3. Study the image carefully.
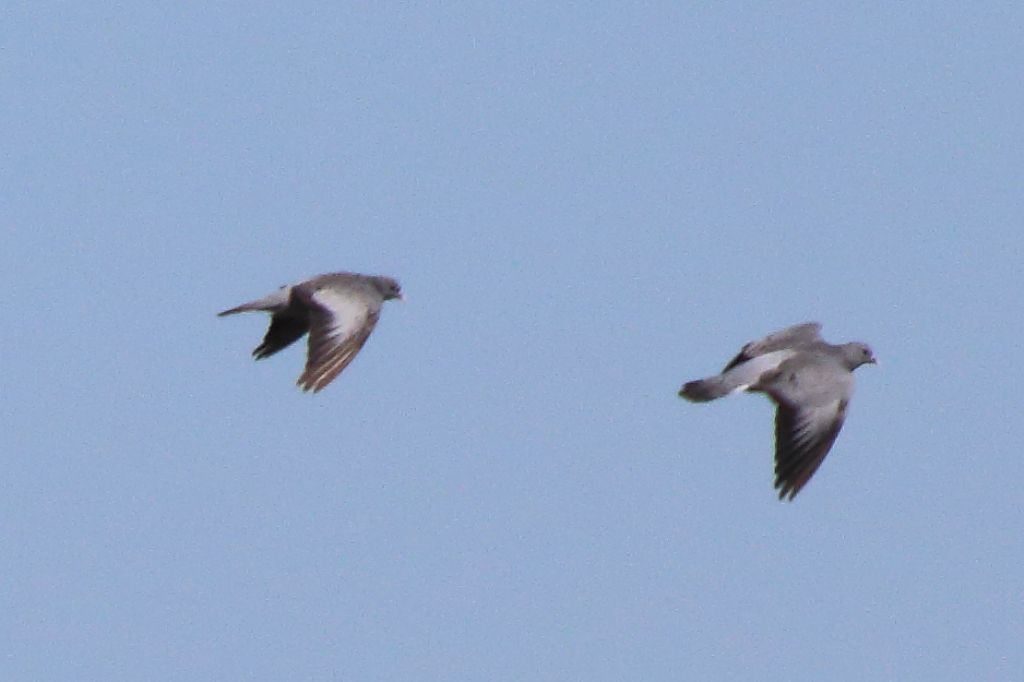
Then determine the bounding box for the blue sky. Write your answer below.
[3,3,1022,679]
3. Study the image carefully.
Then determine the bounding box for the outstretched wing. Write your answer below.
[772,398,847,500]
[294,284,382,392]
[253,311,309,359]
[753,354,855,500]
[723,322,823,371]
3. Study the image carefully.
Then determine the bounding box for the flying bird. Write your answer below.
[218,272,402,392]
[679,323,876,500]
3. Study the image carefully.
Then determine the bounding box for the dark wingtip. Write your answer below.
[774,475,806,501]
[296,378,324,394]
[679,379,717,403]
[776,486,797,502]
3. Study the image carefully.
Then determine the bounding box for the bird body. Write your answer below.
[679,323,875,500]
[219,272,402,392]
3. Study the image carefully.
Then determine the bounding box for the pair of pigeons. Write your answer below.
[220,272,876,499]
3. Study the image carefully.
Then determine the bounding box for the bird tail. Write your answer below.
[217,302,260,316]
[217,288,291,317]
[678,376,733,402]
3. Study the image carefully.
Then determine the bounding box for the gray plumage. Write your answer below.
[679,323,876,500]
[218,272,402,393]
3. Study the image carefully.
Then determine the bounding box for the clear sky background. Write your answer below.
[3,3,1022,680]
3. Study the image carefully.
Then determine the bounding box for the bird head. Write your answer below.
[842,342,877,369]
[375,276,404,301]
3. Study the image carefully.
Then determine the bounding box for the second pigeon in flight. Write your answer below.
[679,322,875,500]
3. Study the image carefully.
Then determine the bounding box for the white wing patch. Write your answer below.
[722,349,797,394]
[312,287,371,343]
[297,286,381,392]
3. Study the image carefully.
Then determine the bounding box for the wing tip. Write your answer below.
[774,480,802,501]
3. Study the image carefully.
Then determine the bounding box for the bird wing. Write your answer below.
[722,322,823,371]
[753,355,855,499]
[253,311,309,359]
[294,284,382,392]
[772,398,848,500]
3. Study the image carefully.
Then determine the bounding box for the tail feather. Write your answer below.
[217,287,292,317]
[679,376,732,402]
[681,352,795,403]
[217,302,261,316]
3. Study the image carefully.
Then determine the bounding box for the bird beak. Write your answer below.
[870,357,879,366]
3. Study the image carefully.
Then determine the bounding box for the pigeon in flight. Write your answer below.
[679,323,876,500]
[218,272,403,393]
